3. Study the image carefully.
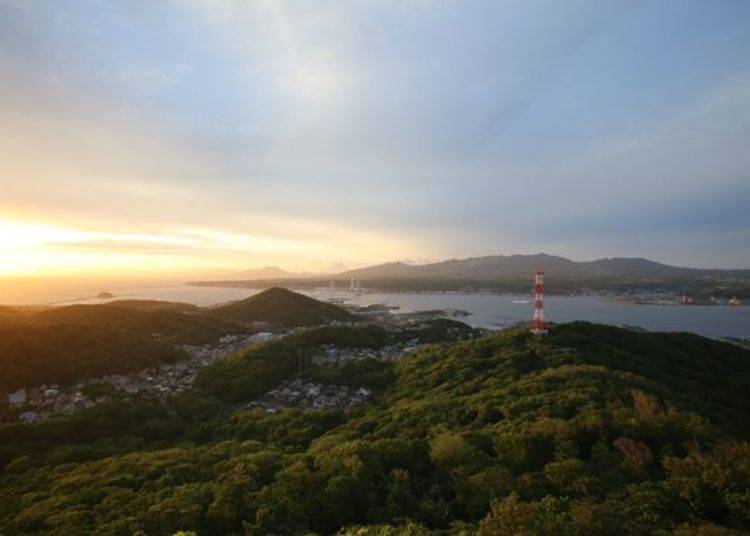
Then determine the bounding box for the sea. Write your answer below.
[3,282,748,340]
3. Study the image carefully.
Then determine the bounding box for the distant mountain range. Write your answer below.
[188,254,750,296]
[227,266,316,280]
[336,254,750,281]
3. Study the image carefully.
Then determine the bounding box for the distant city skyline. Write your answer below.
[1,0,750,277]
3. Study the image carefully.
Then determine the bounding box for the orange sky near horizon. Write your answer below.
[0,217,414,278]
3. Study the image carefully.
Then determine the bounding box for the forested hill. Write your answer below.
[0,289,354,391]
[0,300,245,391]
[2,322,750,534]
[210,286,356,326]
[0,324,186,391]
[31,300,243,345]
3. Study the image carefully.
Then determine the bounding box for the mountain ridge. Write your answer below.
[336,253,750,280]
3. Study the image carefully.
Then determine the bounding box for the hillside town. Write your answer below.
[1,299,479,424]
[310,340,421,366]
[246,379,371,412]
[2,331,275,424]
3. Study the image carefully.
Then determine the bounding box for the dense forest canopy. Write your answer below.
[1,321,749,534]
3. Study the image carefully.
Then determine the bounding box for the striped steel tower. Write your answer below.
[530,269,548,334]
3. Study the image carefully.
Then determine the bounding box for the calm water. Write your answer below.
[5,283,748,340]
[306,289,750,339]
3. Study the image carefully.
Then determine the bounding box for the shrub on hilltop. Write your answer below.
[210,287,356,326]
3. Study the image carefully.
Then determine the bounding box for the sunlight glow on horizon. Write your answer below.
[0,219,214,276]
[0,217,414,277]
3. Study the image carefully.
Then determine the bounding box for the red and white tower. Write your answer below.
[530,269,548,335]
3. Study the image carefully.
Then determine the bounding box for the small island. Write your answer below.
[96,291,114,299]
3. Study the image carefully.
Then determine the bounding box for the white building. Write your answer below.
[8,388,26,406]
[19,411,41,423]
[249,331,274,343]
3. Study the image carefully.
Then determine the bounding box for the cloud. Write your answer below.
[0,0,749,272]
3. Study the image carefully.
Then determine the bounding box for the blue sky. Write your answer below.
[1,0,749,274]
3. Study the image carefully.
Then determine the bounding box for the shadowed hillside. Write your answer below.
[0,291,357,393]
[31,301,244,345]
[0,324,186,391]
[0,302,217,390]
[0,302,225,391]
[211,287,356,326]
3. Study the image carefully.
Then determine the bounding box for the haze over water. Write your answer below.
[4,281,746,340]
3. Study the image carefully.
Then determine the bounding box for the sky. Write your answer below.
[1,0,749,278]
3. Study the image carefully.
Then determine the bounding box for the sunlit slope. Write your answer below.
[548,322,750,433]
[364,321,750,437]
